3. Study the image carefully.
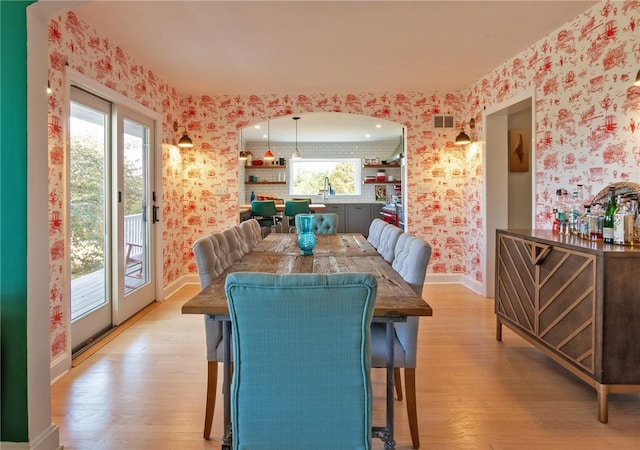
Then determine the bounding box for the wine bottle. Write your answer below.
[602,186,616,244]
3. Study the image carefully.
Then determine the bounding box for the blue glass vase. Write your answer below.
[297,214,316,255]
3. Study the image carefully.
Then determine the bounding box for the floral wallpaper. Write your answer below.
[175,92,465,276]
[47,1,640,361]
[47,11,183,358]
[467,0,640,225]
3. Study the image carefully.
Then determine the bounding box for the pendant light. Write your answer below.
[173,121,194,148]
[263,120,275,160]
[291,116,302,159]
[238,127,247,160]
[635,69,640,86]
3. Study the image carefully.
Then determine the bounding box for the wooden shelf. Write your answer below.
[363,180,401,184]
[363,164,400,168]
[245,181,287,185]
[244,165,287,169]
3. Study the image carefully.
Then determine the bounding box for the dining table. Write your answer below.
[182,233,433,449]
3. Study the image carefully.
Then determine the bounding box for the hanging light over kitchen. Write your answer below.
[291,116,302,159]
[263,120,274,160]
[238,127,247,160]
[635,69,640,86]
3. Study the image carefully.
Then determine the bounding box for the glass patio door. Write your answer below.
[114,108,156,324]
[69,87,112,352]
[69,87,156,353]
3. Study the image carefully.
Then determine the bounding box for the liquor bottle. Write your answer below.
[624,197,637,245]
[613,195,625,245]
[558,191,567,229]
[570,191,580,235]
[602,186,616,244]
[552,189,561,233]
[589,203,603,241]
[579,204,591,239]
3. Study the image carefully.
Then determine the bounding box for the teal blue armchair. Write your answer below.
[225,272,377,450]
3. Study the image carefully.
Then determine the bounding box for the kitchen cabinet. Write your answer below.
[322,203,383,235]
[495,229,640,423]
[346,204,372,236]
[324,204,346,233]
[370,203,383,221]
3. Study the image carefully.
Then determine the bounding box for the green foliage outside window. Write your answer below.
[290,159,360,196]
[70,135,143,277]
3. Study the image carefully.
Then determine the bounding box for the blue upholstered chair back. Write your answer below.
[377,224,403,263]
[367,218,388,249]
[295,212,339,234]
[225,272,377,450]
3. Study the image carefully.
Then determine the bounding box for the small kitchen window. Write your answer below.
[289,159,361,196]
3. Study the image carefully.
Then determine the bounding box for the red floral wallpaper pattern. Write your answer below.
[47,1,640,359]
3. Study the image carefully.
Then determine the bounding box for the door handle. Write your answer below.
[153,205,160,224]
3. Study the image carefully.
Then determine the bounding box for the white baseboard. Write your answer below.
[49,353,70,385]
[459,275,485,296]
[424,273,488,298]
[160,274,199,300]
[1,424,62,450]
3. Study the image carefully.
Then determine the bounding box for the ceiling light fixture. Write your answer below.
[635,69,640,86]
[291,116,302,159]
[263,120,274,160]
[173,121,194,148]
[455,118,475,146]
[47,80,52,95]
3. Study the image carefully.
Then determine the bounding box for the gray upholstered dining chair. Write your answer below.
[192,229,247,440]
[295,212,339,234]
[367,218,388,249]
[371,233,431,449]
[237,218,262,252]
[376,223,403,263]
[192,232,226,439]
[225,272,377,450]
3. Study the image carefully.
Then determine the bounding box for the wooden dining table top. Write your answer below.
[182,233,433,319]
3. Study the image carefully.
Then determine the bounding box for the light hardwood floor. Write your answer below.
[51,284,640,449]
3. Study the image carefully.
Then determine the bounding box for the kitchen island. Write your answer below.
[494,229,640,422]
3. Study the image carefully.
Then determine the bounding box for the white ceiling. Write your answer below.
[70,0,597,142]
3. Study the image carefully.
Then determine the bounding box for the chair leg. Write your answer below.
[203,361,218,440]
[405,368,420,449]
[394,367,403,400]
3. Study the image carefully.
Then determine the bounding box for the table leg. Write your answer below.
[221,320,232,448]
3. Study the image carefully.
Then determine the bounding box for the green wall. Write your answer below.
[0,0,35,442]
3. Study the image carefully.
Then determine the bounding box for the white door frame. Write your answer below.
[482,89,536,298]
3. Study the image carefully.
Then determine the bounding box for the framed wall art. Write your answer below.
[509,129,529,172]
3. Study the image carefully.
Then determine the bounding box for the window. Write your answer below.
[290,159,361,196]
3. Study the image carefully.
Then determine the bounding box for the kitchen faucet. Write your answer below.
[323,177,333,201]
